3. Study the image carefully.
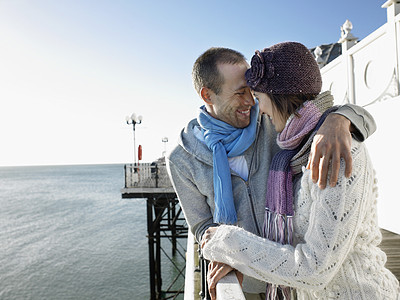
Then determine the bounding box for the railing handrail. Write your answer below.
[184,232,200,300]
[184,232,245,300]
[215,272,245,300]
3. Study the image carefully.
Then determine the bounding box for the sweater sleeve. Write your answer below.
[202,141,372,290]
[333,104,376,141]
[166,156,218,243]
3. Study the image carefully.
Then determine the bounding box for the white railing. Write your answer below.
[320,20,397,106]
[184,232,245,300]
[317,0,400,234]
[184,232,201,300]
[215,273,245,300]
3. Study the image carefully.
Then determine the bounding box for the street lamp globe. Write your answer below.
[162,137,168,157]
[126,113,143,165]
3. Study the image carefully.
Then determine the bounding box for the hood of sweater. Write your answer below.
[178,118,213,166]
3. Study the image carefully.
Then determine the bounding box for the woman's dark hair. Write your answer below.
[268,94,317,120]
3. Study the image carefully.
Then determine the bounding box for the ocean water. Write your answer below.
[0,164,186,299]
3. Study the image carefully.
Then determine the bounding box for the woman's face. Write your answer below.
[253,91,287,132]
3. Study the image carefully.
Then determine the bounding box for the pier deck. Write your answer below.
[381,229,400,281]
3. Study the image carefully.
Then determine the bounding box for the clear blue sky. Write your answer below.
[0,0,387,166]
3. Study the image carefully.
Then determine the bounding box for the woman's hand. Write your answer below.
[207,261,243,300]
[201,226,218,249]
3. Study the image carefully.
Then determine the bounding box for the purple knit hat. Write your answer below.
[245,42,322,95]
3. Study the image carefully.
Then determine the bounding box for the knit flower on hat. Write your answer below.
[246,50,274,90]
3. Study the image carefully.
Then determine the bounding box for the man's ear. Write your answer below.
[200,87,213,104]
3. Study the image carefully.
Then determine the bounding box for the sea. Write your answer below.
[0,164,186,300]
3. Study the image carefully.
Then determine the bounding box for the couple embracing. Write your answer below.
[167,42,400,299]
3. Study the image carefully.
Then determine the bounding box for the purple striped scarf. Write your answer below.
[263,93,335,299]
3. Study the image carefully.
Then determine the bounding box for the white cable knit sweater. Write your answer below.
[203,140,400,299]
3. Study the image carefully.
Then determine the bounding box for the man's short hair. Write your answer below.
[192,47,246,95]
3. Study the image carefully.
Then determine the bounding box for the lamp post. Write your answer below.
[162,137,168,157]
[125,113,143,165]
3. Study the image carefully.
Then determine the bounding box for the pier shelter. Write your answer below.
[314,0,400,235]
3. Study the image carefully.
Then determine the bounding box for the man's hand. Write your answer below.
[306,113,353,189]
[201,227,243,299]
[207,261,243,300]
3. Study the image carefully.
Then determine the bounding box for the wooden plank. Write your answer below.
[380,228,400,281]
[121,187,176,198]
[121,187,176,194]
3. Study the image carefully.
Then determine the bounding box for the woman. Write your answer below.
[202,42,400,299]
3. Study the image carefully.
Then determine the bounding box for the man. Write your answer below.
[166,47,375,298]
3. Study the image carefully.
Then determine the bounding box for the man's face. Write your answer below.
[207,62,255,128]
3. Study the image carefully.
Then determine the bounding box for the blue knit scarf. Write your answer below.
[197,101,259,224]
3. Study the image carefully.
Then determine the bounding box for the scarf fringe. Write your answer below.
[263,208,293,245]
[263,209,294,299]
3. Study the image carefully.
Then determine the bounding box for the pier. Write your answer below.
[121,159,188,299]
[121,158,244,299]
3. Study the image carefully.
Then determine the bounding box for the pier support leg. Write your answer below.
[147,198,156,300]
[143,193,187,299]
[171,199,177,256]
[155,204,162,298]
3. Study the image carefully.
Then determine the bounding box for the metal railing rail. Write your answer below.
[124,162,173,189]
